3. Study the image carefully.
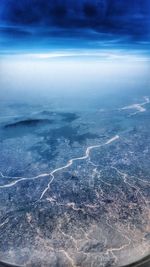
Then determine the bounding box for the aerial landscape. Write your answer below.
[0,1,150,267]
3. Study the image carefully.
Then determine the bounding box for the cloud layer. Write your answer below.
[0,0,150,51]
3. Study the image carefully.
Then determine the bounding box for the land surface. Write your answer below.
[0,96,150,267]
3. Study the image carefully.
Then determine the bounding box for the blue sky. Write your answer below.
[0,0,150,54]
[0,1,149,107]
